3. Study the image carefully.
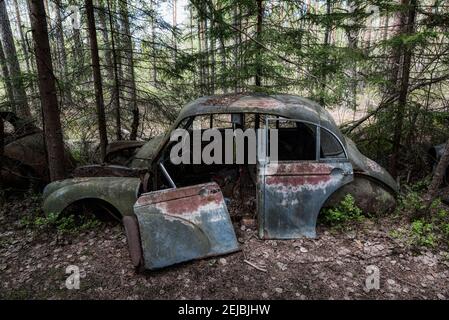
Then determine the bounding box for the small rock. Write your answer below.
[276,262,287,271]
[299,247,308,253]
[241,218,256,228]
[219,258,227,265]
[437,293,445,300]
[292,242,301,248]
[262,292,268,298]
[274,287,283,294]
[387,279,395,285]
[347,231,356,239]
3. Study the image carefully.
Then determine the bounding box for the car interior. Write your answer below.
[150,112,346,220]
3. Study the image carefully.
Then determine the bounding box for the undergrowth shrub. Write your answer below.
[391,180,449,248]
[20,211,100,235]
[321,194,364,228]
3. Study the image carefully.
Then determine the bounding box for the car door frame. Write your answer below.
[257,117,354,239]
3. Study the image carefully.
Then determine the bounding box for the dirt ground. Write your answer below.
[1,195,449,300]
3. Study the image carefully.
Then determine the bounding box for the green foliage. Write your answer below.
[68,146,88,166]
[397,191,427,213]
[20,211,100,235]
[322,194,363,227]
[393,184,449,248]
[410,219,436,247]
[395,179,432,214]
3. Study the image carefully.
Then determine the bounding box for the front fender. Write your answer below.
[43,177,140,217]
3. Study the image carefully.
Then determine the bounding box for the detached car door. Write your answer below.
[126,167,239,271]
[258,118,354,239]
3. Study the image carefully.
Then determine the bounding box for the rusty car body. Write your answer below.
[42,94,398,270]
[103,140,146,165]
[71,134,165,178]
[0,112,75,189]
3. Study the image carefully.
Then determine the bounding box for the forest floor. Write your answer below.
[1,194,449,300]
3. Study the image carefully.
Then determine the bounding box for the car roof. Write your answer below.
[175,93,343,142]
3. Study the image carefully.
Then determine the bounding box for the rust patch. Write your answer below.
[136,182,221,206]
[265,175,332,187]
[364,158,383,173]
[265,162,333,176]
[155,192,223,216]
[202,94,245,106]
[230,96,285,109]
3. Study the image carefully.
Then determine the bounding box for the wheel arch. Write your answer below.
[323,173,397,214]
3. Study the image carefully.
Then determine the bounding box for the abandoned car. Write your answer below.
[71,134,165,178]
[0,112,75,189]
[42,94,398,270]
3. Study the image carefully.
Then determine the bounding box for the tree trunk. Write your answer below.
[119,0,139,140]
[389,0,417,177]
[320,0,331,105]
[232,5,240,92]
[189,5,196,90]
[86,0,108,160]
[209,6,215,95]
[72,4,83,68]
[346,0,359,111]
[28,0,65,181]
[53,0,72,105]
[213,1,227,93]
[97,0,117,117]
[173,0,177,62]
[12,0,31,75]
[203,8,210,94]
[107,0,122,140]
[197,12,204,95]
[0,38,15,107]
[0,0,30,118]
[0,116,3,194]
[151,0,157,85]
[255,0,263,87]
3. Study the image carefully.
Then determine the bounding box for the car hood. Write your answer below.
[129,134,165,168]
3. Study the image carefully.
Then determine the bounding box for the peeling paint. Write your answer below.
[259,162,354,239]
[133,182,240,270]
